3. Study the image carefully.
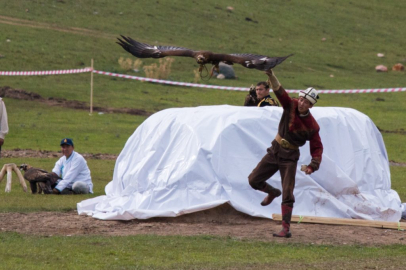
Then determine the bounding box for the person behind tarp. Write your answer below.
[244,81,279,107]
[0,97,9,149]
[51,138,93,195]
[248,70,323,238]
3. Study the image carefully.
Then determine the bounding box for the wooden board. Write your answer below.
[272,214,406,230]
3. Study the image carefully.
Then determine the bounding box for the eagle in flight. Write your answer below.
[117,35,293,75]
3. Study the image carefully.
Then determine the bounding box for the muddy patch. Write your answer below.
[2,149,118,160]
[377,127,406,135]
[0,204,405,246]
[0,86,150,116]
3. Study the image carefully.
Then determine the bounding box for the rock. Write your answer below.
[245,17,258,23]
[375,65,388,72]
[392,63,404,71]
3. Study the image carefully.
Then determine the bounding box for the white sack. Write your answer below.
[78,105,402,221]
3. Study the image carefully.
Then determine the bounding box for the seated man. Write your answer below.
[52,138,93,195]
[244,82,279,107]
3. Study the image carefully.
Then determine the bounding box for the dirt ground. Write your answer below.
[0,203,405,246]
[1,148,406,245]
[0,86,151,116]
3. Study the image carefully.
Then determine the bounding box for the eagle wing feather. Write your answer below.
[117,36,194,58]
[117,36,293,71]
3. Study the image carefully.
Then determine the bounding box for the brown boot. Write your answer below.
[260,184,281,206]
[273,205,292,238]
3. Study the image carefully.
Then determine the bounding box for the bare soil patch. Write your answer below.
[0,86,150,116]
[2,148,118,160]
[0,204,405,246]
[0,15,115,39]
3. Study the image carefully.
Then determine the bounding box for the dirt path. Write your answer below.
[2,148,118,160]
[0,86,150,116]
[0,15,115,39]
[0,204,405,246]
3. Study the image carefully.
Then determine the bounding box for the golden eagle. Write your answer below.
[19,164,60,194]
[116,36,293,75]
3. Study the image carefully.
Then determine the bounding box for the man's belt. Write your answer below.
[275,134,299,150]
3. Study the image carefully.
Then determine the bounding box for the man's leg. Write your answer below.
[72,181,90,194]
[273,158,297,238]
[248,152,281,206]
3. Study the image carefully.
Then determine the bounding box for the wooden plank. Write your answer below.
[272,214,406,230]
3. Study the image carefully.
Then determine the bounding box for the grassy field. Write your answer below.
[0,0,406,269]
[1,233,406,270]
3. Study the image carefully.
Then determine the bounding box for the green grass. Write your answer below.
[1,233,406,270]
[0,158,113,212]
[0,0,405,268]
[5,98,145,153]
[391,166,406,201]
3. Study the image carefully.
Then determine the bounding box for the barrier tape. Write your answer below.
[92,70,249,91]
[0,68,92,76]
[1,68,405,93]
[93,70,406,93]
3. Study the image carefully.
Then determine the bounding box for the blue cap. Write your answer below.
[60,138,74,147]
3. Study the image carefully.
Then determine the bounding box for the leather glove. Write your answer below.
[265,69,281,91]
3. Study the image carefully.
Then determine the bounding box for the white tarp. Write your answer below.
[78,105,402,221]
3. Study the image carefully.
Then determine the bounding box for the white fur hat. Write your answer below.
[299,87,319,104]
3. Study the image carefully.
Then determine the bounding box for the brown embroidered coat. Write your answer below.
[270,86,323,171]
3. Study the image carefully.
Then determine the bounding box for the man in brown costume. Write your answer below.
[248,70,323,238]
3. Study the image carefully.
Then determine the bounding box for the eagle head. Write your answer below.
[196,55,206,64]
[19,164,32,171]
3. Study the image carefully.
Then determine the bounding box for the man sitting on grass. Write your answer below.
[51,138,93,195]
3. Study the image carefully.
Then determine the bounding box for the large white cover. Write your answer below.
[78,105,402,221]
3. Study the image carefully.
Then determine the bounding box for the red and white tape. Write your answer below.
[93,70,406,93]
[0,68,91,76]
[1,68,405,93]
[93,70,248,91]
[285,88,406,94]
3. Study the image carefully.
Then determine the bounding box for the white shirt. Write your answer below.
[0,98,9,139]
[52,151,93,193]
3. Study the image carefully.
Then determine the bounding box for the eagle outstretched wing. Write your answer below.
[117,35,194,58]
[117,36,293,71]
[212,53,294,71]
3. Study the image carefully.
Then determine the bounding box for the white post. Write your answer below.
[90,58,94,115]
